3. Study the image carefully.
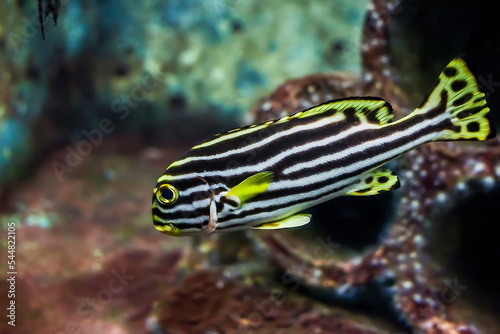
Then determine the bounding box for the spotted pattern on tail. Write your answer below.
[412,58,495,141]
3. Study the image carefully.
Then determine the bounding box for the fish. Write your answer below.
[152,58,495,236]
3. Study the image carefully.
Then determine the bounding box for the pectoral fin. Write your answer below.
[347,168,400,196]
[252,214,311,230]
[224,172,273,208]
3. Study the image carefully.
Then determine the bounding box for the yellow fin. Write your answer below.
[225,172,273,208]
[294,98,394,125]
[411,58,495,141]
[252,214,311,230]
[347,168,400,196]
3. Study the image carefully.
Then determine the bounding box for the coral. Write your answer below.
[248,1,500,333]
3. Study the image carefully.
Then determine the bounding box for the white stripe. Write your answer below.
[230,129,438,219]
[178,183,228,196]
[191,124,268,149]
[217,175,359,228]
[179,184,207,196]
[283,112,447,174]
[171,115,344,167]
[154,214,205,225]
[156,188,229,215]
[162,111,443,181]
[273,129,435,193]
[160,122,378,181]
[155,197,211,214]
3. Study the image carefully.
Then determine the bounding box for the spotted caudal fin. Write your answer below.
[412,58,495,141]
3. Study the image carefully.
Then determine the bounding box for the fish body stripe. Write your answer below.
[217,129,440,229]
[160,110,351,181]
[157,110,450,230]
[192,123,269,150]
[161,109,447,183]
[169,114,345,168]
[160,123,373,182]
[210,95,452,230]
[163,91,449,183]
[188,105,335,152]
[153,58,495,235]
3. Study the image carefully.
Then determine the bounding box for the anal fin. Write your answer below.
[252,214,311,230]
[347,168,400,196]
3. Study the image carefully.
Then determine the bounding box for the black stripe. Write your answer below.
[157,91,453,230]
[456,106,485,119]
[218,118,453,226]
[184,106,343,158]
[218,182,353,226]
[170,90,449,182]
[218,148,398,225]
[280,92,449,179]
[153,216,204,231]
[168,115,354,177]
[285,118,451,180]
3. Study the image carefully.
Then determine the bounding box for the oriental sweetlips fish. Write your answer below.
[152,58,495,236]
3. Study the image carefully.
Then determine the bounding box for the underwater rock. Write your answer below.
[0,139,402,334]
[0,144,189,334]
[147,269,400,334]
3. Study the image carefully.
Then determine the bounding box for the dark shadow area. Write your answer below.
[391,0,500,128]
[430,181,500,315]
[306,190,398,252]
[283,274,409,333]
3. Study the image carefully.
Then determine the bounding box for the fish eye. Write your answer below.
[156,184,179,205]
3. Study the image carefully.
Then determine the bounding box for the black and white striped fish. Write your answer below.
[152,58,495,236]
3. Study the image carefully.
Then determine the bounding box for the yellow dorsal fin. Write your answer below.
[252,214,311,230]
[224,172,273,208]
[347,168,400,196]
[291,97,394,126]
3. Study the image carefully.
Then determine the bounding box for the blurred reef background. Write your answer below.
[1,0,500,333]
[0,0,370,186]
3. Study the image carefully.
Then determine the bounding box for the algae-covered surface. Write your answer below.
[1,1,500,334]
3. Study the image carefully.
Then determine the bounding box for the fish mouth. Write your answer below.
[154,223,180,236]
[153,216,181,236]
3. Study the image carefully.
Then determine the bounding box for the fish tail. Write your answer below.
[410,58,495,142]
